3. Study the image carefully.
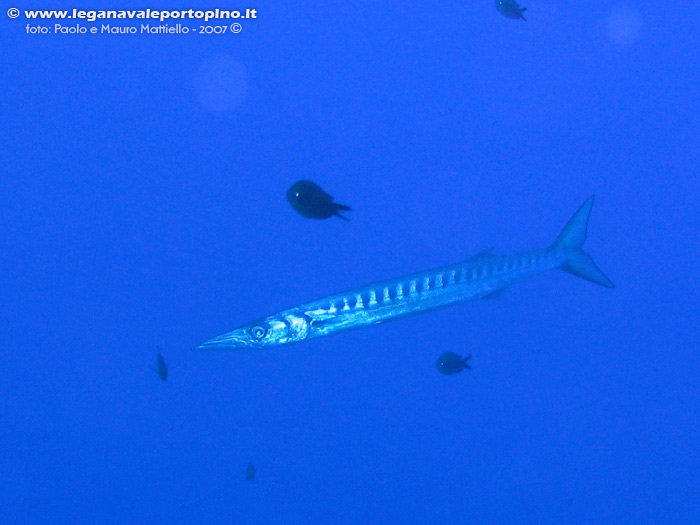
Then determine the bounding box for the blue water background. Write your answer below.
[1,1,699,522]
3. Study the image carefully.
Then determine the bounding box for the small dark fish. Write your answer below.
[245,463,256,481]
[495,0,527,21]
[436,352,472,375]
[156,349,168,381]
[286,180,351,221]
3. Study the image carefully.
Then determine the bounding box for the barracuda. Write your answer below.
[193,196,614,351]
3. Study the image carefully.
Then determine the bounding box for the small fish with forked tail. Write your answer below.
[496,0,527,21]
[436,352,472,375]
[287,180,352,221]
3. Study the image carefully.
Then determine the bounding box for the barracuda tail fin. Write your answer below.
[553,196,615,288]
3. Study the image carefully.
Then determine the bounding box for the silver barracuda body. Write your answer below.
[193,196,614,351]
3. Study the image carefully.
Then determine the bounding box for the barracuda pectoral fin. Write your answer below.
[553,196,615,288]
[482,290,503,300]
[304,308,337,321]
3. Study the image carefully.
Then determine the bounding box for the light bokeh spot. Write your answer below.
[605,7,643,48]
[194,54,249,112]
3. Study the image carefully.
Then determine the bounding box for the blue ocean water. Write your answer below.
[1,1,699,523]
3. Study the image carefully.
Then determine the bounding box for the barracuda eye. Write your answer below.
[250,326,267,340]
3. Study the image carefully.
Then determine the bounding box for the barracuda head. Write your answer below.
[192,309,310,350]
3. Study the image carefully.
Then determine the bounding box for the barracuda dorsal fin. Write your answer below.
[465,248,497,263]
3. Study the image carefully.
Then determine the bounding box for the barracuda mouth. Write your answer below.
[191,329,253,351]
